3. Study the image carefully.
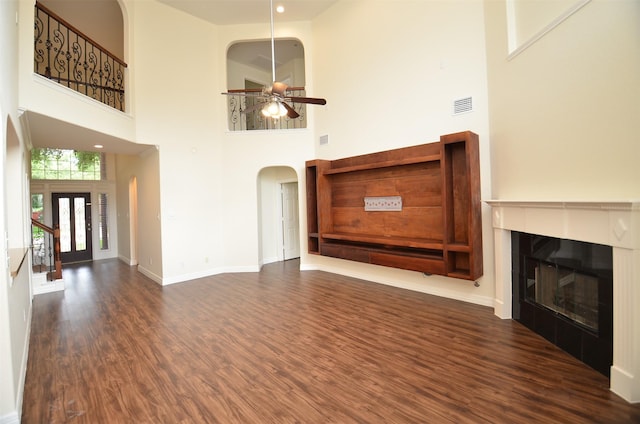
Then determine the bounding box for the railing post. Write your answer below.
[53,224,62,280]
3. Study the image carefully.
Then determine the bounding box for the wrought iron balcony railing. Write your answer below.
[34,2,127,112]
[227,88,308,131]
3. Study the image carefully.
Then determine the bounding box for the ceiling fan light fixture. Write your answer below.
[262,101,287,118]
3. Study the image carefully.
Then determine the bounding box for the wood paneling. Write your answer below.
[22,259,640,423]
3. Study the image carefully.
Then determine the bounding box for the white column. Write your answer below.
[610,247,640,402]
[492,226,512,319]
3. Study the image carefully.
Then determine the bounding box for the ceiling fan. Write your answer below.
[221,0,327,120]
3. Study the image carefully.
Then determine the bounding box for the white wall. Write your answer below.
[114,148,162,281]
[217,132,312,273]
[38,0,124,60]
[127,0,317,283]
[485,0,640,200]
[312,1,489,158]
[216,21,319,275]
[127,0,223,283]
[305,0,494,306]
[227,59,271,89]
[1,0,32,421]
[115,154,135,264]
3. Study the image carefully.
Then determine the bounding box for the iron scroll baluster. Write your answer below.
[33,2,127,111]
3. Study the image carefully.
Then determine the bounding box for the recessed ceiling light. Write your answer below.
[94,144,104,149]
[276,5,285,13]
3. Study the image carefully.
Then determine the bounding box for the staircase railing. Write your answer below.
[33,1,127,111]
[31,219,62,281]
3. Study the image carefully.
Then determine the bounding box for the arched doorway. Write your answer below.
[257,166,300,266]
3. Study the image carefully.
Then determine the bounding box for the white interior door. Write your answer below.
[281,182,300,260]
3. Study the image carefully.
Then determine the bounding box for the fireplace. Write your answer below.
[512,232,613,376]
[486,200,640,403]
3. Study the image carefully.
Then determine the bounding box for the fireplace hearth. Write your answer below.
[512,232,613,376]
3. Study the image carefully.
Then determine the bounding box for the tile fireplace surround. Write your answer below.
[486,200,640,403]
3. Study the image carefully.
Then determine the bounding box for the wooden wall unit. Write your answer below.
[306,130,482,281]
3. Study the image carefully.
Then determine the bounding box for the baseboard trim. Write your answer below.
[118,255,138,266]
[611,365,640,403]
[137,265,162,285]
[0,412,19,424]
[160,265,261,286]
[32,278,64,295]
[310,262,494,308]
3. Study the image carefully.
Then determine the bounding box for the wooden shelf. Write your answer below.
[322,233,443,250]
[446,243,471,253]
[323,154,441,175]
[306,131,482,281]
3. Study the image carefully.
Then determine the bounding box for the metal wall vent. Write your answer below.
[319,134,329,145]
[453,96,473,115]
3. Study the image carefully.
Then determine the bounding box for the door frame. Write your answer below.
[279,181,300,261]
[52,192,93,263]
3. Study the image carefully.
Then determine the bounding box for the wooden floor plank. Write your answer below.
[22,259,640,423]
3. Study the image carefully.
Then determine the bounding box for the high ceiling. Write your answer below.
[156,0,337,25]
[28,0,337,156]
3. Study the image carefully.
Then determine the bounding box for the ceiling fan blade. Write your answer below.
[270,82,288,96]
[225,88,264,94]
[287,96,327,105]
[282,102,300,119]
[221,91,265,97]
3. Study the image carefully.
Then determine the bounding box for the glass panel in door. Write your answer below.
[52,193,93,263]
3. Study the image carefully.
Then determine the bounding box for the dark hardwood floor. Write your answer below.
[22,259,640,423]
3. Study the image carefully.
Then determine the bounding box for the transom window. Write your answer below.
[31,148,104,180]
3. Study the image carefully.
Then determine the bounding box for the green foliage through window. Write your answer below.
[31,148,103,180]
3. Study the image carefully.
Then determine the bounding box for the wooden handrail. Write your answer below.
[35,1,127,67]
[32,218,54,234]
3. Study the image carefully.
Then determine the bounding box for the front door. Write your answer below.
[52,193,93,263]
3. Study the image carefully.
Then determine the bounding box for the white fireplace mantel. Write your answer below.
[486,200,640,403]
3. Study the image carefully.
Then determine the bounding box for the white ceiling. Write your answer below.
[24,111,155,156]
[156,0,338,25]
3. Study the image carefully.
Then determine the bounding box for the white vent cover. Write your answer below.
[453,96,473,115]
[319,134,329,145]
